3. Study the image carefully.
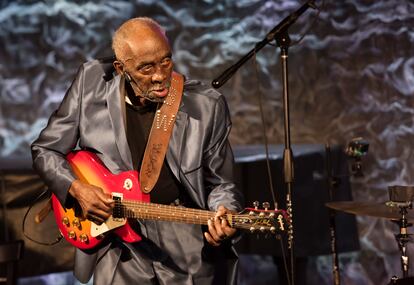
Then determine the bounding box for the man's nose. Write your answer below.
[151,65,167,83]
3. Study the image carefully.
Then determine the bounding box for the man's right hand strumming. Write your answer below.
[68,179,115,225]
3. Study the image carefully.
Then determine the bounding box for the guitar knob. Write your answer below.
[79,234,89,243]
[250,227,256,233]
[62,217,70,227]
[253,201,259,210]
[262,202,270,210]
[68,231,76,239]
[270,226,276,234]
[260,226,265,232]
[73,218,81,229]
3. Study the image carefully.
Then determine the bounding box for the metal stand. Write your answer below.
[325,144,340,285]
[211,3,318,285]
[274,30,296,285]
[388,202,413,284]
[395,203,411,278]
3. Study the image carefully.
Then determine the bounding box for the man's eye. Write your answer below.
[140,65,154,73]
[161,58,172,66]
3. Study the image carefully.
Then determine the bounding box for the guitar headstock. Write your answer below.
[234,201,288,234]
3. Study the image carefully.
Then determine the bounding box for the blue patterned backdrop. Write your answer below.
[1,1,414,284]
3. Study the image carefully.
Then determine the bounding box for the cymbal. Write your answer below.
[325,201,414,221]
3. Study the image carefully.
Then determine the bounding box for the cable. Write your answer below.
[22,189,63,246]
[252,49,293,285]
[252,51,278,210]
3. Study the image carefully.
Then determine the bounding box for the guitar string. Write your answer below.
[116,200,284,218]
[113,200,282,230]
[120,201,283,220]
[118,199,285,216]
[117,201,279,221]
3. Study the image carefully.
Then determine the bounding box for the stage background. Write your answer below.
[1,0,414,284]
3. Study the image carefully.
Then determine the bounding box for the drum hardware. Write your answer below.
[325,138,369,285]
[389,201,412,279]
[326,185,414,284]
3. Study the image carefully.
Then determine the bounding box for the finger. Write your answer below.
[214,216,226,239]
[208,219,222,242]
[204,232,220,247]
[94,188,114,205]
[88,208,111,221]
[215,205,226,217]
[222,228,236,239]
[94,201,114,213]
[221,218,236,233]
[87,213,104,225]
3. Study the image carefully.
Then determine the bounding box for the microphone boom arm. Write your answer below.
[212,0,316,89]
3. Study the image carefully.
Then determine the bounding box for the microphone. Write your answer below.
[345,137,369,177]
[124,72,132,83]
[345,138,369,158]
[212,0,317,89]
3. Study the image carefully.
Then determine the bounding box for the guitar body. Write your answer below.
[52,151,286,250]
[51,151,150,250]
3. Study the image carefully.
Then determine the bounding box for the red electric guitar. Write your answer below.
[51,151,287,250]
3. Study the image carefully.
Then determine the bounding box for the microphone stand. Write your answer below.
[273,30,296,285]
[212,2,317,285]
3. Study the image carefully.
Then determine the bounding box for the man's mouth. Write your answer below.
[150,87,169,98]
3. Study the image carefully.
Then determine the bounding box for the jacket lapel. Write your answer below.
[166,103,188,181]
[106,75,132,170]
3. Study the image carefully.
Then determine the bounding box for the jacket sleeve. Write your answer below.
[204,95,244,212]
[31,65,85,205]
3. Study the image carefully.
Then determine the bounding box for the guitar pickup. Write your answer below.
[112,193,123,220]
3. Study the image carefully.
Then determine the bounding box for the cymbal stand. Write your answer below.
[390,201,413,278]
[325,144,340,285]
[398,203,412,278]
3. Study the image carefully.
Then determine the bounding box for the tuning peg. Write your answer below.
[253,201,259,210]
[250,227,256,233]
[262,202,270,210]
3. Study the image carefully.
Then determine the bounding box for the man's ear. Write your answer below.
[113,60,124,75]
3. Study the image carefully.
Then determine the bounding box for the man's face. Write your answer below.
[121,31,173,103]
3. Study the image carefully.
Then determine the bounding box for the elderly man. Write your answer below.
[31,17,243,284]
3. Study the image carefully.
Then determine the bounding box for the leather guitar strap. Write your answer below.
[139,71,184,193]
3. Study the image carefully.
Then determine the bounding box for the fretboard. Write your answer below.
[114,200,261,230]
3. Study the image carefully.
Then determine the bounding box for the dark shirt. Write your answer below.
[125,102,181,205]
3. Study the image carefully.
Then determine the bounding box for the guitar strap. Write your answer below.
[139,71,184,193]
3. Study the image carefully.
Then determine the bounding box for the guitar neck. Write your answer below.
[115,199,252,230]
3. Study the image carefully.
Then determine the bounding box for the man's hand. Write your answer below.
[204,205,237,246]
[68,179,114,225]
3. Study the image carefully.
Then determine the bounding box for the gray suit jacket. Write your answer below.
[31,58,243,283]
